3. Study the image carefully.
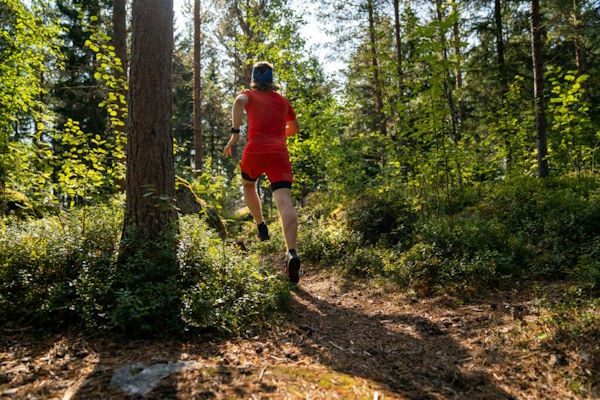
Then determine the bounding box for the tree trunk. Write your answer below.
[435,0,458,140]
[112,0,127,74]
[572,0,586,77]
[367,0,386,136]
[112,0,127,189]
[494,0,512,174]
[530,0,548,178]
[436,0,462,189]
[494,0,506,90]
[210,128,215,167]
[393,0,403,94]
[393,0,405,148]
[452,0,465,123]
[193,0,203,176]
[122,0,177,244]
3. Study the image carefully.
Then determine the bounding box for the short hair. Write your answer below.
[250,61,280,91]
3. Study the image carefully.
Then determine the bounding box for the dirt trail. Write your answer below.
[0,264,591,399]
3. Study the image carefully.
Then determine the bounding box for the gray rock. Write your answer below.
[110,361,198,395]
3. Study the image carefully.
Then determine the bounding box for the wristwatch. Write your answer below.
[230,127,241,134]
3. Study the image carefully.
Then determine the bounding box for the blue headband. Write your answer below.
[252,67,273,84]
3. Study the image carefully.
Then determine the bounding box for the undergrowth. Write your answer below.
[297,176,600,297]
[0,199,289,336]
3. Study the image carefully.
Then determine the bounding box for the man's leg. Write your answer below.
[242,178,264,224]
[272,188,297,251]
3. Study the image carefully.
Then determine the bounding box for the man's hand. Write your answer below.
[223,134,240,157]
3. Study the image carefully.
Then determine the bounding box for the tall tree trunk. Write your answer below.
[494,0,506,90]
[112,0,127,74]
[452,0,465,123]
[494,0,512,174]
[393,0,408,175]
[122,0,177,243]
[393,0,403,94]
[210,129,215,168]
[112,0,127,189]
[530,0,548,178]
[572,0,586,77]
[435,0,462,189]
[367,0,386,136]
[193,0,203,176]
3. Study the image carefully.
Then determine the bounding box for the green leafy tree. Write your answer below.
[548,67,597,176]
[53,0,110,134]
[53,119,109,208]
[0,0,62,209]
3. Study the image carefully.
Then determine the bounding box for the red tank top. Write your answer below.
[242,90,296,151]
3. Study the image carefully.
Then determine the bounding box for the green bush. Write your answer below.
[0,203,122,328]
[0,203,290,335]
[344,189,417,248]
[299,215,362,267]
[113,231,181,336]
[388,243,439,294]
[574,239,600,294]
[297,176,600,297]
[483,177,600,277]
[179,216,289,335]
[344,246,385,277]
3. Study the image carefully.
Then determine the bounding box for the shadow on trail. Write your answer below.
[292,288,513,399]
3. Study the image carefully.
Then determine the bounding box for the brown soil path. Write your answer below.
[0,265,594,399]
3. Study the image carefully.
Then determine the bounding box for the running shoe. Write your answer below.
[257,222,270,241]
[286,249,301,284]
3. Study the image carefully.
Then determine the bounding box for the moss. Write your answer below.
[271,365,368,397]
[318,372,356,390]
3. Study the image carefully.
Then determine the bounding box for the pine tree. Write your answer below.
[530,0,549,178]
[122,0,177,243]
[193,0,203,176]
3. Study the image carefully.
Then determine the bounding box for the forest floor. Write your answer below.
[1,259,598,399]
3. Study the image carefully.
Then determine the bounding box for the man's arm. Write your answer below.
[223,94,249,157]
[285,119,299,137]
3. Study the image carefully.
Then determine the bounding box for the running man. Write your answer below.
[223,61,301,284]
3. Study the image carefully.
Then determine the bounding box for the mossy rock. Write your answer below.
[1,188,36,218]
[233,206,253,221]
[175,176,227,239]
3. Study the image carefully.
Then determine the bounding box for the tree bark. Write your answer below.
[393,0,403,94]
[452,0,465,123]
[112,0,128,189]
[494,0,512,174]
[122,0,177,243]
[367,0,386,136]
[572,0,586,77]
[112,0,127,74]
[530,0,549,178]
[494,0,506,90]
[193,0,203,176]
[436,0,462,189]
[434,0,459,142]
[393,0,405,147]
